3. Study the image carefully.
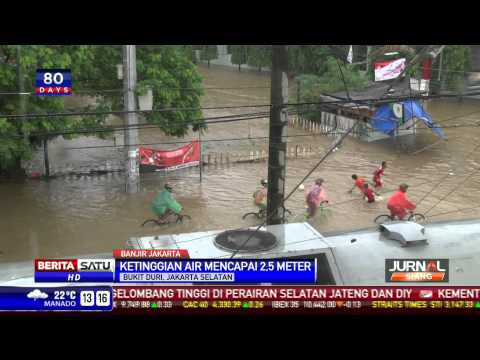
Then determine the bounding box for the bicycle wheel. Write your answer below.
[374,214,393,225]
[408,213,426,224]
[242,212,261,220]
[141,219,164,227]
[176,214,192,223]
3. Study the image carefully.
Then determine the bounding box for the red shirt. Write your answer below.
[387,191,416,211]
[373,167,385,181]
[363,187,375,203]
[355,177,365,190]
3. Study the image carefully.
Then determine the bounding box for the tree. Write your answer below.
[431,45,471,93]
[230,45,248,71]
[296,57,368,122]
[199,45,218,68]
[247,46,271,72]
[0,45,204,175]
[288,46,332,75]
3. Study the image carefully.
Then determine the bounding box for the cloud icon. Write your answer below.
[27,289,48,300]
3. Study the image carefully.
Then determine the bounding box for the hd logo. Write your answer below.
[385,259,449,282]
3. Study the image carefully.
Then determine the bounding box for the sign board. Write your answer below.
[374,58,406,82]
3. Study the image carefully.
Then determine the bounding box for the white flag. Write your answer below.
[347,45,353,64]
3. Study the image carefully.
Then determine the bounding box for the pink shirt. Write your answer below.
[307,184,327,206]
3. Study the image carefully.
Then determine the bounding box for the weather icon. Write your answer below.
[27,289,48,300]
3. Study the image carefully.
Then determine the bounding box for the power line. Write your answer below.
[176,57,367,253]
[416,142,480,208]
[423,166,480,216]
[0,86,273,96]
[11,111,273,139]
[0,103,274,121]
[229,57,363,259]
[3,89,480,121]
[1,98,479,144]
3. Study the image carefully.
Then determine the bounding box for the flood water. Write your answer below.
[2,64,480,264]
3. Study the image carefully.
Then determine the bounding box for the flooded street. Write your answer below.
[2,64,480,264]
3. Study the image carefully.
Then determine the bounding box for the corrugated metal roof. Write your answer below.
[326,219,480,285]
[2,219,480,287]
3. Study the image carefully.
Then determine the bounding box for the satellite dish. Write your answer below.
[393,103,403,119]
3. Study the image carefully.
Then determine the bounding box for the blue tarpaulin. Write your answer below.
[371,100,447,139]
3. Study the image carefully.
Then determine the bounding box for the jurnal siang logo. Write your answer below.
[385,259,449,282]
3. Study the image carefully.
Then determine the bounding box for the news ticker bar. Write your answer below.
[34,259,317,284]
[114,300,480,311]
[2,286,480,312]
[0,287,112,311]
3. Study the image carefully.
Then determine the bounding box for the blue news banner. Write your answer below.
[115,259,317,284]
[0,287,112,311]
[34,259,317,284]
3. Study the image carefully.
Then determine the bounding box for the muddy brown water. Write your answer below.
[1,64,480,263]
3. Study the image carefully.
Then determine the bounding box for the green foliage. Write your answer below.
[288,46,332,75]
[181,45,197,64]
[431,45,471,92]
[0,45,204,172]
[199,45,218,63]
[296,57,369,121]
[230,45,248,67]
[246,46,271,71]
[297,57,368,95]
[0,118,30,170]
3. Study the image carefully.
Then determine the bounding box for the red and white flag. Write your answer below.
[374,58,406,81]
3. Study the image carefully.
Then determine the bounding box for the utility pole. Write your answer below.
[16,46,27,136]
[123,45,139,193]
[266,45,288,225]
[17,45,29,176]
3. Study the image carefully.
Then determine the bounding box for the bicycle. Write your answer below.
[374,212,426,225]
[305,201,331,220]
[141,212,192,227]
[242,207,292,221]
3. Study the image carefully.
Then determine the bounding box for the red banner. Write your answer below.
[139,141,200,171]
[113,286,480,301]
